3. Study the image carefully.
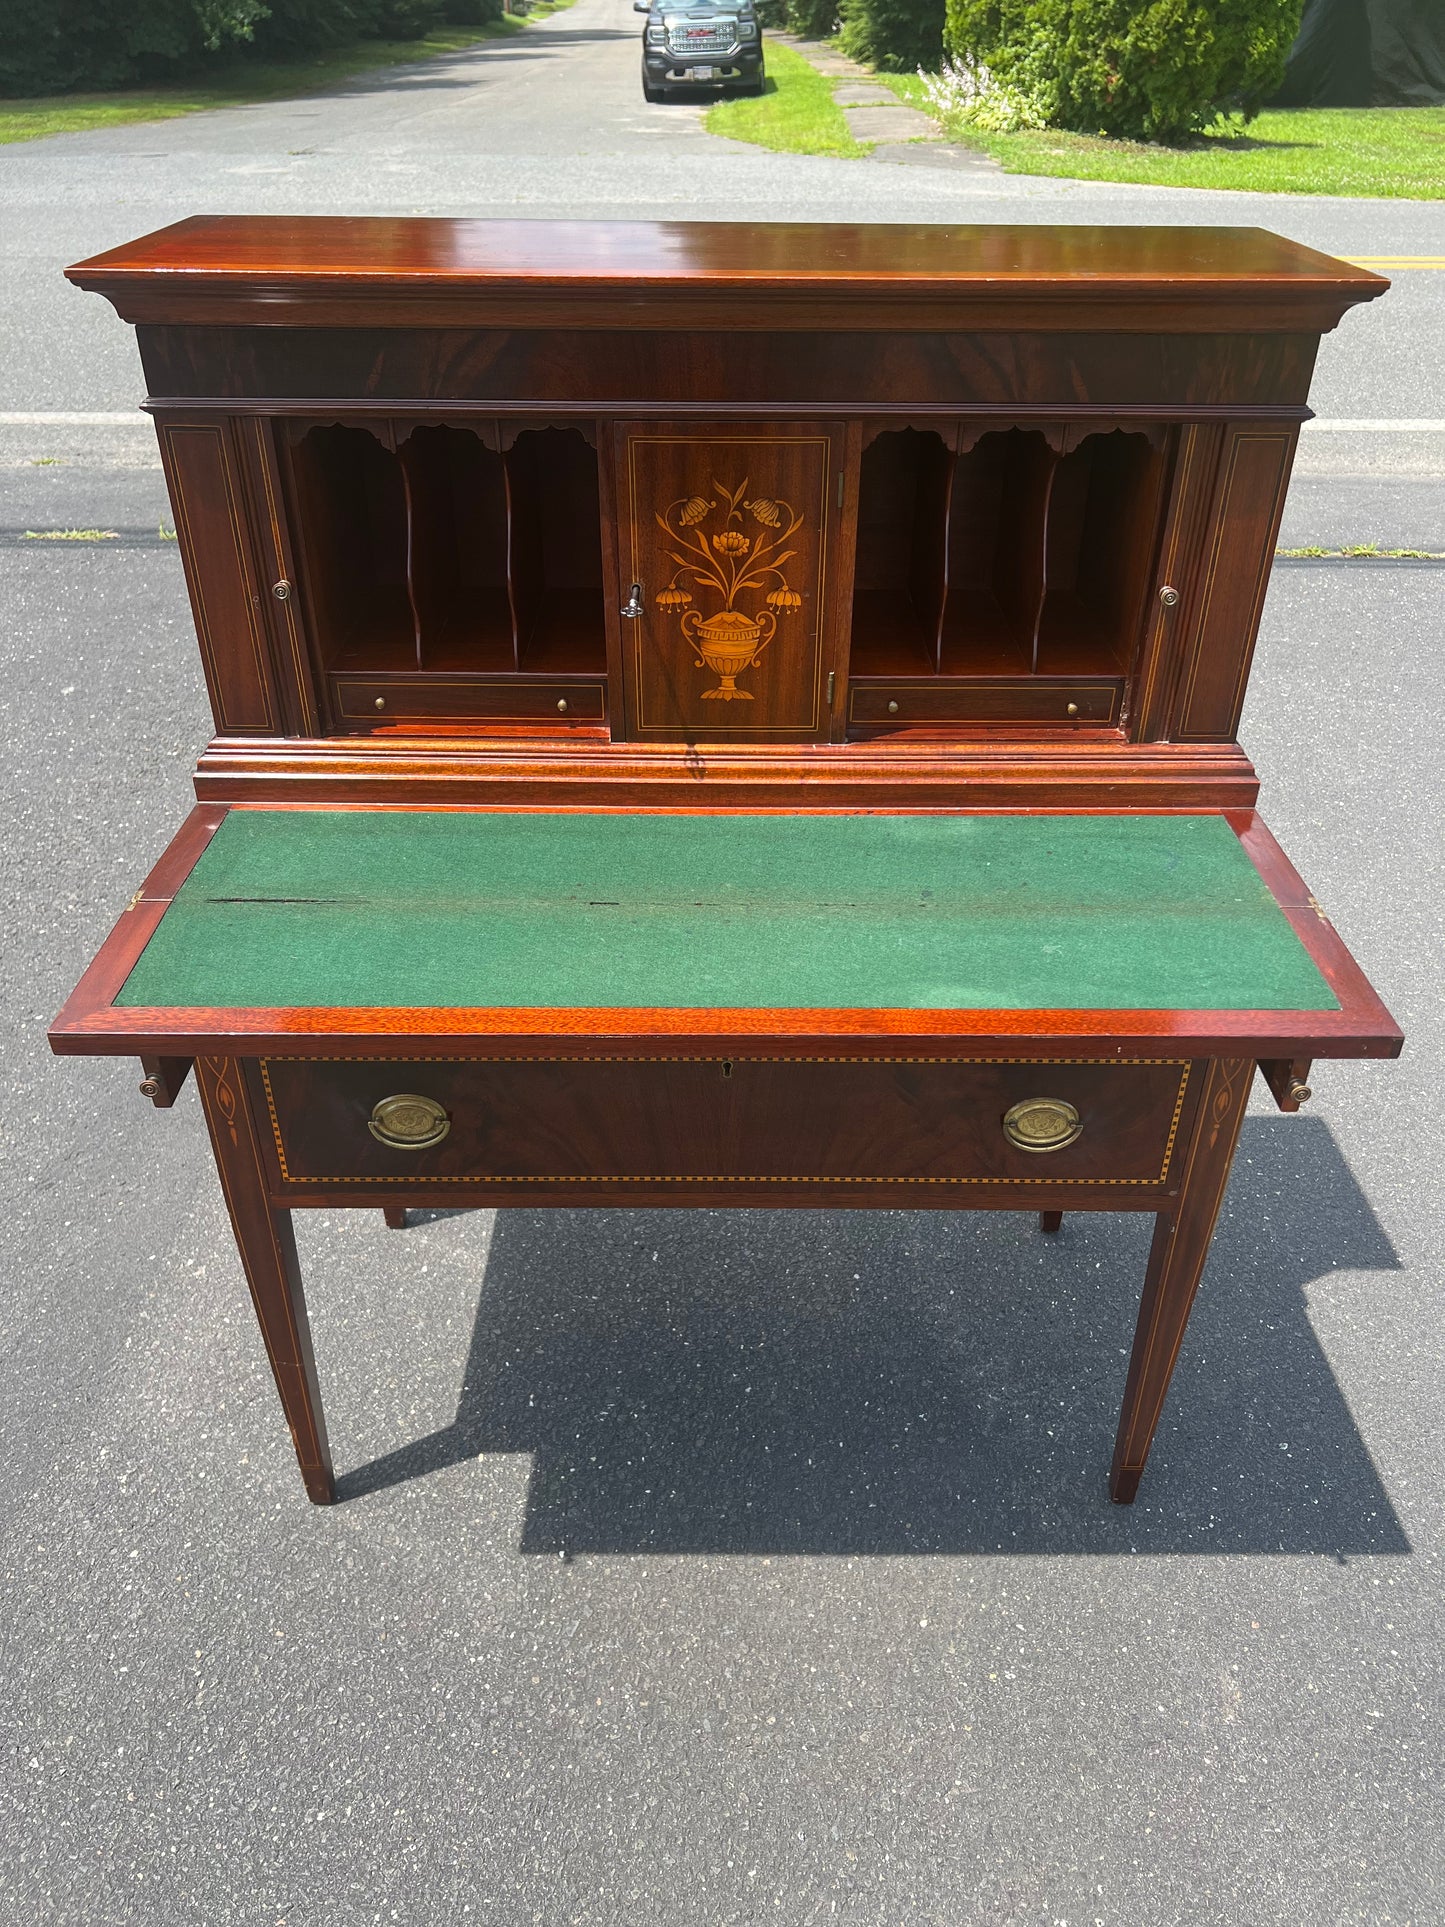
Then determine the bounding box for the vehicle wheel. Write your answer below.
[642,71,662,102]
[740,74,764,95]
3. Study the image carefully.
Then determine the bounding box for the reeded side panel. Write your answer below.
[1174,426,1296,742]
[160,421,275,732]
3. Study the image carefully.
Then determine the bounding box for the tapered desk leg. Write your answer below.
[1110,1058,1253,1505]
[196,1056,336,1505]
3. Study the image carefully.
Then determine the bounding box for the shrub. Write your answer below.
[766,0,842,38]
[438,0,505,22]
[839,0,945,71]
[943,0,1307,141]
[248,0,454,54]
[0,0,267,94]
[918,51,1046,129]
[0,0,500,94]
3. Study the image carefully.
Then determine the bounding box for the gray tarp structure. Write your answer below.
[1272,0,1445,104]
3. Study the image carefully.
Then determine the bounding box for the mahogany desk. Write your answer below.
[50,217,1401,1508]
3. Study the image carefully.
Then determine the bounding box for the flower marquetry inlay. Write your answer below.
[654,477,804,701]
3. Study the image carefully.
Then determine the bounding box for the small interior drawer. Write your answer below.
[332,674,606,726]
[849,678,1123,728]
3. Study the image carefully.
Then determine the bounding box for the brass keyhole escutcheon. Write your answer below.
[1002,1097,1083,1153]
[369,1093,450,1150]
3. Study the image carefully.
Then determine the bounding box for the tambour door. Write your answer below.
[614,422,843,741]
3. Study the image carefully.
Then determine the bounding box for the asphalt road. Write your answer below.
[2,7,1443,1921]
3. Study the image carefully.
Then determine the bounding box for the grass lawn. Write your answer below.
[0,4,574,146]
[706,40,866,158]
[882,75,1445,199]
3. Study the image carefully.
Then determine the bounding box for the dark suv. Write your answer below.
[635,0,766,101]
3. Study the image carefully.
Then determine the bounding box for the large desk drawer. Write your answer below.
[256,1056,1194,1191]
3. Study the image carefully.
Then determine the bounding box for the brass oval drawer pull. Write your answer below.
[368,1093,450,1150]
[1002,1097,1083,1153]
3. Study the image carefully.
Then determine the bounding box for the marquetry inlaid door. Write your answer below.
[614,423,842,741]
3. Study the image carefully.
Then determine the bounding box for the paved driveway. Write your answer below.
[2,8,1442,1920]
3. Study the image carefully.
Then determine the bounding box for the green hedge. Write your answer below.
[944,0,1306,140]
[839,0,944,70]
[752,0,842,35]
[0,0,503,97]
[0,1,263,93]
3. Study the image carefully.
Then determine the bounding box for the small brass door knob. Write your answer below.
[272,579,292,601]
[1002,1097,1083,1152]
[1158,584,1179,608]
[369,1093,450,1150]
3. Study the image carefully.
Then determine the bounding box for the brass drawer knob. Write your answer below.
[556,698,569,713]
[369,1093,450,1150]
[1066,701,1080,717]
[1003,1097,1083,1153]
[887,699,899,714]
[374,696,386,710]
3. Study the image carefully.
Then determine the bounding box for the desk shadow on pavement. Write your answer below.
[337,1115,1408,1556]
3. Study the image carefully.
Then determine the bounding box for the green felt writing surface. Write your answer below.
[115,810,1339,1013]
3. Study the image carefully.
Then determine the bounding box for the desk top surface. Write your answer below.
[114,808,1334,1016]
[51,805,1399,1056]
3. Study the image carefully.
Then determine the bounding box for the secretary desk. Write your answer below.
[50,218,1401,1507]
